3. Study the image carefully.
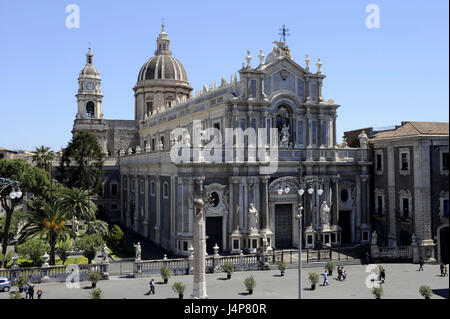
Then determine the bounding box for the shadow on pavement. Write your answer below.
[432,288,449,299]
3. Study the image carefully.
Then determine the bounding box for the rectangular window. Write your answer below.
[310,83,318,101]
[146,102,153,115]
[111,184,118,197]
[233,240,239,250]
[140,180,144,194]
[249,79,257,97]
[183,241,188,251]
[160,136,165,149]
[322,121,327,146]
[377,196,383,215]
[402,198,409,217]
[311,121,317,145]
[444,199,449,217]
[297,120,304,145]
[376,154,383,171]
[151,138,155,151]
[150,181,155,196]
[443,152,449,171]
[401,153,408,170]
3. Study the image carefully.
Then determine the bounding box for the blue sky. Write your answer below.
[0,0,448,151]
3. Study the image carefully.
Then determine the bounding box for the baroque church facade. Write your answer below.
[73,25,372,255]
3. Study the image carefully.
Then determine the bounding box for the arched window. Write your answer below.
[163,182,169,198]
[86,101,95,118]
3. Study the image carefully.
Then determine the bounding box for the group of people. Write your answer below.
[440,262,448,277]
[337,266,348,281]
[24,283,43,299]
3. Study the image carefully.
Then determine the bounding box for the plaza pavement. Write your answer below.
[0,263,447,299]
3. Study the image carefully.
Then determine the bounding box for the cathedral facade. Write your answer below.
[73,26,371,255]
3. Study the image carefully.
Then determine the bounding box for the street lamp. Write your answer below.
[0,178,22,200]
[293,168,323,299]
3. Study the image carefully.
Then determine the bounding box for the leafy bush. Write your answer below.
[172,281,186,295]
[372,286,383,299]
[278,261,287,272]
[308,273,319,286]
[88,272,102,284]
[90,288,103,299]
[15,275,28,290]
[9,291,23,299]
[160,266,171,281]
[56,240,72,265]
[325,261,335,274]
[419,285,433,299]
[244,275,256,291]
[0,209,28,237]
[223,262,234,275]
[74,234,104,264]
[16,238,50,267]
[107,225,124,250]
[86,220,109,239]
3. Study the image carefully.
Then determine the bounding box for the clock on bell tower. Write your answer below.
[76,47,103,119]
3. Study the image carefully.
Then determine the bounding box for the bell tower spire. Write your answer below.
[155,23,171,55]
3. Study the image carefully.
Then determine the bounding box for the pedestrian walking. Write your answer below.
[337,266,342,281]
[418,257,424,271]
[150,279,155,294]
[37,288,43,299]
[323,270,329,286]
[342,269,348,280]
[380,268,386,283]
[440,262,445,276]
[24,283,29,299]
[28,285,35,299]
[444,264,448,277]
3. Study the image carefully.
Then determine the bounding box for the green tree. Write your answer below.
[56,240,72,265]
[107,225,124,250]
[32,146,55,173]
[0,159,51,258]
[86,220,109,239]
[59,130,105,195]
[0,209,28,239]
[16,238,50,267]
[19,200,75,265]
[75,234,104,264]
[59,187,97,222]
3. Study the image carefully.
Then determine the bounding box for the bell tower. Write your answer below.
[76,46,103,119]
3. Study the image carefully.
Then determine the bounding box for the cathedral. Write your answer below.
[73,25,372,255]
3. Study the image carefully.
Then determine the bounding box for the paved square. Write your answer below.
[1,263,448,299]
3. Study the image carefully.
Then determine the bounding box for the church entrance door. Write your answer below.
[440,226,449,264]
[275,204,293,249]
[206,216,223,254]
[339,210,351,244]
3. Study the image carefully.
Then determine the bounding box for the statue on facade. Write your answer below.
[279,124,290,147]
[134,242,142,260]
[371,231,378,245]
[358,130,369,149]
[320,201,330,225]
[248,203,259,232]
[103,244,109,261]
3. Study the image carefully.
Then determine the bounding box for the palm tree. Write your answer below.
[19,200,75,265]
[59,187,97,222]
[32,146,55,173]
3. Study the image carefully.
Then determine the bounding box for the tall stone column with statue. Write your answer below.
[192,177,207,299]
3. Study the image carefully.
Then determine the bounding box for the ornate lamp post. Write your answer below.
[0,178,22,201]
[272,167,323,299]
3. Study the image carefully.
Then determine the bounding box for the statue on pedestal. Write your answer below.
[371,231,378,245]
[103,244,109,261]
[320,201,330,225]
[279,124,290,148]
[248,203,259,232]
[134,242,142,260]
[72,217,79,233]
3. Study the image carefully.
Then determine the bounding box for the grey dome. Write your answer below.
[138,54,188,82]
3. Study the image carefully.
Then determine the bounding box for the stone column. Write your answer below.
[232,177,240,231]
[120,174,124,224]
[387,146,397,247]
[134,175,139,232]
[318,117,323,148]
[332,114,337,147]
[305,112,311,148]
[360,175,368,225]
[260,176,270,232]
[331,176,339,226]
[144,176,149,238]
[126,176,131,228]
[192,177,207,299]
[155,175,161,244]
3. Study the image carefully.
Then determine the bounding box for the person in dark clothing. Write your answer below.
[440,263,445,276]
[380,269,386,283]
[337,266,343,281]
[150,279,155,294]
[28,285,35,299]
[365,252,370,265]
[418,257,424,271]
